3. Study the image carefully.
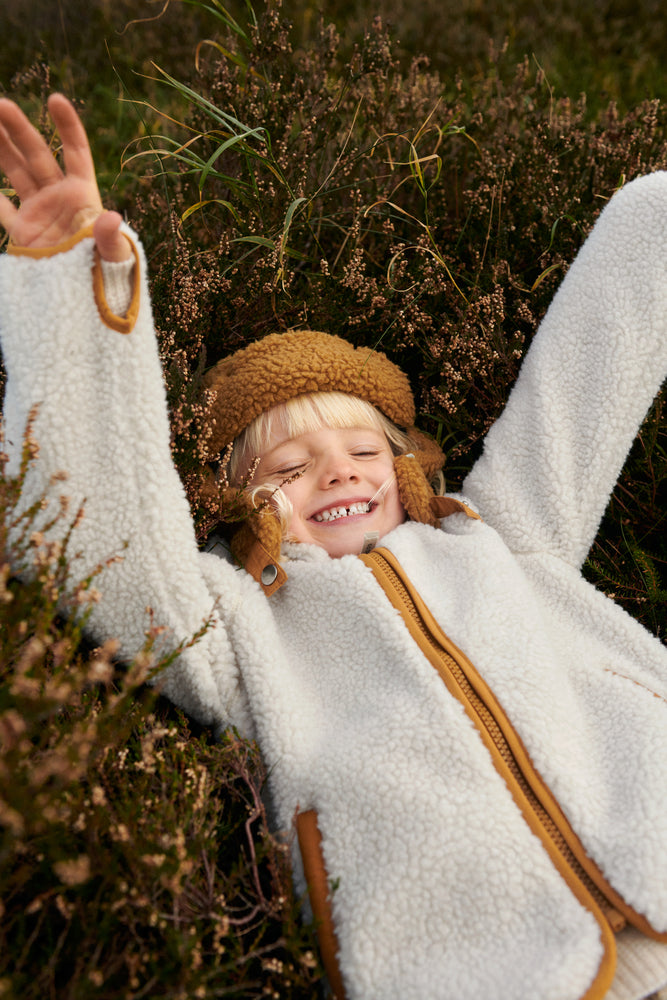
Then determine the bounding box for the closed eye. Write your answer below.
[273,463,306,476]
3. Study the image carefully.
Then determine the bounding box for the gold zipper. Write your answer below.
[360,547,666,993]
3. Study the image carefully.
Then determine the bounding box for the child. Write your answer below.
[1,94,667,1000]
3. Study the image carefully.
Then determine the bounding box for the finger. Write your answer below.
[0,114,26,187]
[0,98,63,195]
[47,94,98,185]
[0,105,49,201]
[0,188,19,238]
[93,210,132,262]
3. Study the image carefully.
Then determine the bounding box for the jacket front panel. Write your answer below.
[210,511,667,999]
[380,520,667,933]
[235,530,609,1000]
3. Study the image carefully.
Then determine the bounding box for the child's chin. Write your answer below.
[318,528,373,559]
[294,510,401,557]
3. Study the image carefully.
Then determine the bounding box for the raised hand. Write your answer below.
[0,93,131,262]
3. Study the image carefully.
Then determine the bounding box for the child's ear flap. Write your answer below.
[198,467,287,595]
[394,453,441,527]
[393,429,446,527]
[230,507,287,596]
[394,452,482,528]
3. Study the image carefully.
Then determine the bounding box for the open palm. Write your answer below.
[0,94,130,261]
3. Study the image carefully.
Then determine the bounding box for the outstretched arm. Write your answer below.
[463,173,667,569]
[0,96,254,734]
[0,93,129,261]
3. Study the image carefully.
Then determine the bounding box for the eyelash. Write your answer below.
[272,450,381,475]
[274,463,306,476]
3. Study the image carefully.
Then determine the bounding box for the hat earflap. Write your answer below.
[199,468,286,595]
[394,462,439,528]
[226,490,286,596]
[392,428,445,528]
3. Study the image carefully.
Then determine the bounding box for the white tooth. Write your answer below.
[315,503,371,522]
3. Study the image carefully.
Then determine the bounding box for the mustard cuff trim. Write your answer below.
[7,224,96,257]
[92,236,141,334]
[8,225,141,334]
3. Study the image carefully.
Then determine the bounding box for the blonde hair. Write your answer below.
[227,391,414,534]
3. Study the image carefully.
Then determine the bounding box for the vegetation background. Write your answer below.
[0,1,666,996]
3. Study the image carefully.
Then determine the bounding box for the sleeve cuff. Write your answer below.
[8,224,142,334]
[99,256,136,319]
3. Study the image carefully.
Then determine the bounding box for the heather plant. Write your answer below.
[120,1,666,634]
[0,428,323,998]
[283,0,667,112]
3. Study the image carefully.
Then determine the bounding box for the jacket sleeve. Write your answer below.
[0,227,254,734]
[463,172,667,569]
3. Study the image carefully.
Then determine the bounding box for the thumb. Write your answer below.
[93,210,132,262]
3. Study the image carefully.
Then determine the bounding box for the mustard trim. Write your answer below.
[361,547,622,1000]
[8,224,141,335]
[296,810,347,1000]
[92,237,141,334]
[430,495,483,521]
[7,224,96,257]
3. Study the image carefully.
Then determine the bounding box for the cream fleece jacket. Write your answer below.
[1,174,667,1000]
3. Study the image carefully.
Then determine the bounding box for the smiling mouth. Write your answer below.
[311,501,372,523]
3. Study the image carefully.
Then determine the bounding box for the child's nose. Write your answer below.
[318,451,359,487]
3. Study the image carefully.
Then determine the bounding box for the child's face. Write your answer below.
[254,424,406,557]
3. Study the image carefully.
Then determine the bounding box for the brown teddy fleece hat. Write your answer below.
[203,329,415,457]
[203,329,445,478]
[201,330,464,590]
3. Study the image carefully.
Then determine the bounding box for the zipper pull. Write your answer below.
[361,531,379,553]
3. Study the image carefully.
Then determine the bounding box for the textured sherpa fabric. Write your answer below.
[2,174,667,1000]
[202,328,417,456]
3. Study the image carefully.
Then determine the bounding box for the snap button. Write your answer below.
[261,564,278,586]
